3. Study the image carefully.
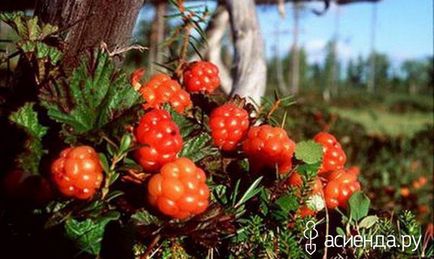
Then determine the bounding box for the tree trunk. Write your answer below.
[34,0,143,70]
[290,2,300,95]
[203,4,233,94]
[148,0,167,75]
[225,0,266,105]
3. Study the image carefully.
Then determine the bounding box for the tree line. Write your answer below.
[267,40,433,96]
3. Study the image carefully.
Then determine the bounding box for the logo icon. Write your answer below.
[304,220,318,255]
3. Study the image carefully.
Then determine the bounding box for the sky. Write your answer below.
[137,0,433,66]
[256,0,433,64]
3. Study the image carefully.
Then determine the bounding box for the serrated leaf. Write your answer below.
[10,103,47,138]
[295,140,323,164]
[40,51,141,142]
[65,211,120,255]
[27,16,40,41]
[359,215,378,229]
[179,132,215,162]
[9,103,47,174]
[348,191,370,221]
[40,23,58,38]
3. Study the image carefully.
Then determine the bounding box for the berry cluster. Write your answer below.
[50,146,103,200]
[183,61,220,93]
[287,133,361,215]
[140,74,192,113]
[134,109,183,172]
[243,125,296,174]
[314,132,347,174]
[209,103,250,151]
[324,167,361,209]
[147,158,210,219]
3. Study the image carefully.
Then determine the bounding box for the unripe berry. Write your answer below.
[243,125,296,174]
[209,103,250,151]
[134,109,183,172]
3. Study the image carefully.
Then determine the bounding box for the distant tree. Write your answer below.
[367,52,390,91]
[322,40,340,99]
[310,62,323,89]
[346,56,366,87]
[401,58,431,94]
[285,47,309,90]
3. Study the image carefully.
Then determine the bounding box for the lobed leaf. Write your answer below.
[295,140,323,164]
[9,103,47,174]
[64,211,120,255]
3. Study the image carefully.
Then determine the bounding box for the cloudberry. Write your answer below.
[323,167,361,209]
[183,61,220,93]
[209,103,250,151]
[140,74,192,113]
[314,132,347,174]
[134,109,183,172]
[50,146,103,200]
[147,158,210,219]
[243,125,296,174]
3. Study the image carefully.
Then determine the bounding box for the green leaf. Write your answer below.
[336,227,345,237]
[179,132,215,162]
[297,162,321,179]
[359,215,378,229]
[348,191,370,221]
[235,177,263,208]
[40,51,141,142]
[9,103,47,174]
[64,211,120,255]
[275,194,298,214]
[130,209,161,226]
[119,134,132,154]
[168,108,198,138]
[10,103,47,138]
[295,140,323,164]
[27,16,41,41]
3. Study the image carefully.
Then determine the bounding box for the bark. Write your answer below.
[148,0,167,74]
[225,0,267,105]
[198,3,233,94]
[34,0,143,70]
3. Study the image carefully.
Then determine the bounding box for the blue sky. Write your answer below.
[138,0,433,65]
[257,0,433,64]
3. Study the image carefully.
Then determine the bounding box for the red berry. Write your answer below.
[140,74,192,113]
[50,146,103,200]
[183,61,220,93]
[323,168,361,209]
[314,132,347,174]
[3,170,53,205]
[243,125,296,174]
[297,206,316,217]
[147,158,209,219]
[209,103,249,151]
[135,109,183,172]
